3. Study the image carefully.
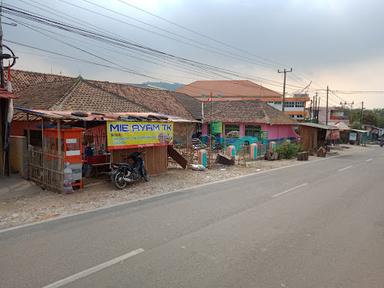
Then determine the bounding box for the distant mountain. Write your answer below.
[132,82,184,91]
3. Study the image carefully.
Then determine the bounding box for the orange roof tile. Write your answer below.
[203,100,297,125]
[10,70,195,120]
[176,80,282,98]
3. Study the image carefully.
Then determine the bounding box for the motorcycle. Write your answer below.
[380,139,384,147]
[111,152,149,189]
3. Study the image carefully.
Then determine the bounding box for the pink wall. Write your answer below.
[261,124,299,140]
[202,123,208,135]
[239,123,245,137]
[201,122,298,140]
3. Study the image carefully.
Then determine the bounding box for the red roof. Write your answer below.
[0,87,17,99]
[176,80,282,98]
[10,70,195,120]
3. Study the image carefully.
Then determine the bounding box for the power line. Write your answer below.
[116,0,287,68]
[58,1,305,88]
[1,8,239,80]
[4,39,158,74]
[64,0,286,72]
[115,0,328,90]
[2,4,306,89]
[5,17,165,81]
[332,90,384,94]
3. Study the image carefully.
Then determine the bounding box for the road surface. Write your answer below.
[1,146,384,288]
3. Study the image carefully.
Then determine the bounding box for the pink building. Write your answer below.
[201,100,299,141]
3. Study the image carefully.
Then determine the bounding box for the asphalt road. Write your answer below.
[1,146,384,288]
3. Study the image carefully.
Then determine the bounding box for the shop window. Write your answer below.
[284,102,295,107]
[245,125,261,137]
[224,124,240,137]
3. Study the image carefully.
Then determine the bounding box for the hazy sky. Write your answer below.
[4,0,384,108]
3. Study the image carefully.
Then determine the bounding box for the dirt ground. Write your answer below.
[0,145,366,229]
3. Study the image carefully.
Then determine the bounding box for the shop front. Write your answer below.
[10,109,182,192]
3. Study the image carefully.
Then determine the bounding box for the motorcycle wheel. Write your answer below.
[113,171,128,189]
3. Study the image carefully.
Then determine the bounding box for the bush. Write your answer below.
[276,142,303,159]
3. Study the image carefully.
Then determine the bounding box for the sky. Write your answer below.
[3,0,384,108]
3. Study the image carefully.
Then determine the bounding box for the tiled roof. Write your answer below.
[6,69,73,93]
[13,76,147,113]
[173,92,202,120]
[9,70,194,119]
[14,78,78,109]
[203,100,297,125]
[176,80,282,98]
[53,79,148,113]
[91,80,194,119]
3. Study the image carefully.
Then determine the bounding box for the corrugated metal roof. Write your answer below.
[14,107,198,123]
[298,122,339,130]
[350,129,369,133]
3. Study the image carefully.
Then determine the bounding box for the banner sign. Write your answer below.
[107,121,173,149]
[211,121,222,134]
[349,132,357,141]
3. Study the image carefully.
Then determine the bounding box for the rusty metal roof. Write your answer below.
[14,107,198,123]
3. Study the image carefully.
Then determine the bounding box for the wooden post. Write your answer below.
[26,113,31,179]
[57,119,62,176]
[41,117,45,185]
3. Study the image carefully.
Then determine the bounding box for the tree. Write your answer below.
[373,108,384,128]
[349,108,379,127]
[363,110,378,126]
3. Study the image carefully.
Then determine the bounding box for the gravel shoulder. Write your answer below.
[0,145,369,229]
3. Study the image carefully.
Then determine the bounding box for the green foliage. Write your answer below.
[349,108,384,127]
[276,142,303,159]
[351,121,362,129]
[363,110,378,126]
[373,108,384,128]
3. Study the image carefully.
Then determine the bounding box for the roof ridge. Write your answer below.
[50,77,83,110]
[13,69,75,80]
[83,79,151,112]
[15,77,75,94]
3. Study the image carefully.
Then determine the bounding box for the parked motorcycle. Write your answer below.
[111,152,149,189]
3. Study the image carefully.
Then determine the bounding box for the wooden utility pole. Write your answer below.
[317,97,321,122]
[0,7,6,176]
[314,92,318,121]
[309,99,313,120]
[326,86,329,126]
[360,101,364,127]
[278,68,293,112]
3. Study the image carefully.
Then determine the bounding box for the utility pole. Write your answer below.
[278,68,293,112]
[309,99,313,120]
[317,97,321,122]
[326,86,329,126]
[0,6,5,176]
[311,96,315,119]
[360,101,364,128]
[314,92,318,121]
